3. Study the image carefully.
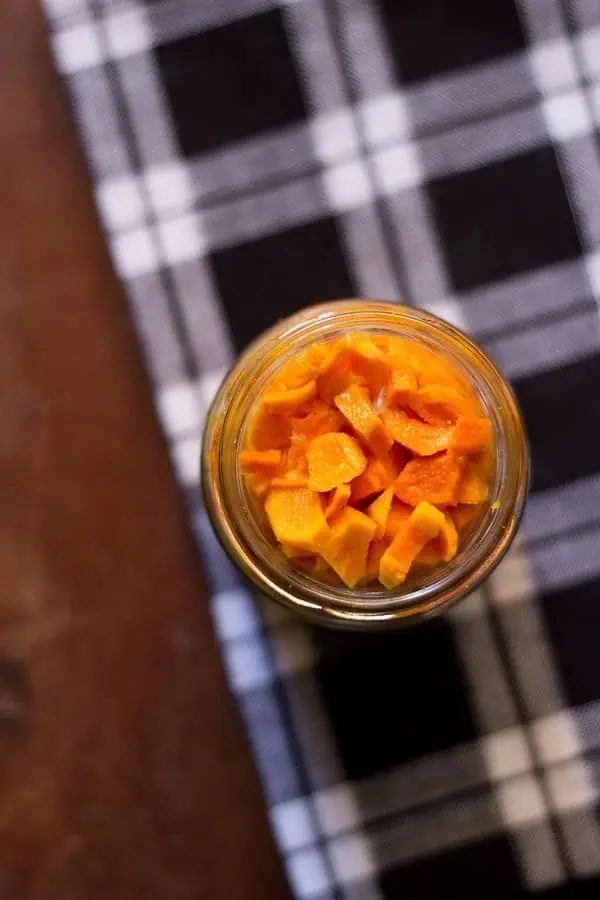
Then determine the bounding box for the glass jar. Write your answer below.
[201,301,529,629]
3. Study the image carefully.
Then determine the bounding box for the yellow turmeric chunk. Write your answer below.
[414,512,458,568]
[245,472,272,500]
[364,539,388,583]
[406,346,472,396]
[334,384,393,457]
[350,456,396,503]
[408,385,478,425]
[456,455,491,504]
[317,347,367,404]
[263,380,317,414]
[270,471,308,488]
[320,507,376,587]
[324,484,351,520]
[367,486,394,539]
[281,543,315,559]
[291,400,344,440]
[307,432,367,492]
[248,406,292,451]
[239,449,282,474]
[451,503,482,531]
[265,488,329,552]
[347,334,391,398]
[379,502,445,588]
[274,357,313,389]
[382,408,451,457]
[394,452,463,507]
[389,368,418,404]
[450,416,493,455]
[385,501,413,540]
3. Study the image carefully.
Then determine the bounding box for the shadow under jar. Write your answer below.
[202,301,529,630]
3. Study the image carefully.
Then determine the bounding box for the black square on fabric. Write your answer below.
[543,577,600,706]
[377,0,526,84]
[316,621,477,780]
[155,10,307,157]
[515,353,600,492]
[211,219,355,351]
[381,837,521,900]
[429,147,582,292]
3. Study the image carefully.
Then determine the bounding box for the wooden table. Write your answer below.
[0,3,290,897]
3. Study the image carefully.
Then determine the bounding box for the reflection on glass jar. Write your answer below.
[202,301,529,630]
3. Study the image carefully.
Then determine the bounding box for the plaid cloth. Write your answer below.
[43,1,600,897]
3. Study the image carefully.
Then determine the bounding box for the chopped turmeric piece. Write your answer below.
[351,456,396,503]
[334,384,393,457]
[451,503,482,531]
[456,454,491,505]
[324,484,351,520]
[270,471,308,488]
[307,432,367,492]
[320,507,376,587]
[245,472,272,500]
[274,357,313,390]
[379,502,445,588]
[394,452,464,507]
[239,449,282,474]
[382,408,451,457]
[347,334,391,398]
[367,486,394,539]
[249,407,291,451]
[264,488,329,552]
[291,400,344,439]
[241,330,496,588]
[450,416,493,454]
[263,380,317,414]
[408,385,478,425]
[389,368,418,404]
[385,501,413,540]
[317,347,367,404]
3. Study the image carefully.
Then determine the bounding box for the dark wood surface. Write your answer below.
[0,3,290,897]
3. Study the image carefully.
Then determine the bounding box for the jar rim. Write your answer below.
[202,300,530,629]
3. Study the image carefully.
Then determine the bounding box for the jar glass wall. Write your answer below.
[202,301,529,629]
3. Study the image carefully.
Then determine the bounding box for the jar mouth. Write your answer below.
[202,301,530,628]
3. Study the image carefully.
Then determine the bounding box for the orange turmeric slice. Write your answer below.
[291,399,344,440]
[456,456,491,504]
[385,501,413,540]
[248,407,292,451]
[317,347,367,404]
[334,384,393,457]
[364,539,388,583]
[394,451,464,507]
[265,487,329,552]
[408,385,478,425]
[351,455,396,503]
[270,471,308,488]
[389,368,418,404]
[347,334,391,398]
[451,503,482,531]
[450,416,493,454]
[324,484,351,520]
[263,380,317,414]
[239,449,282,474]
[379,502,445,588]
[245,472,272,500]
[382,408,451,457]
[307,432,367,492]
[320,507,376,587]
[367,486,394,539]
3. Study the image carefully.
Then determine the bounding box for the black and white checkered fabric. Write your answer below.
[44,1,600,896]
